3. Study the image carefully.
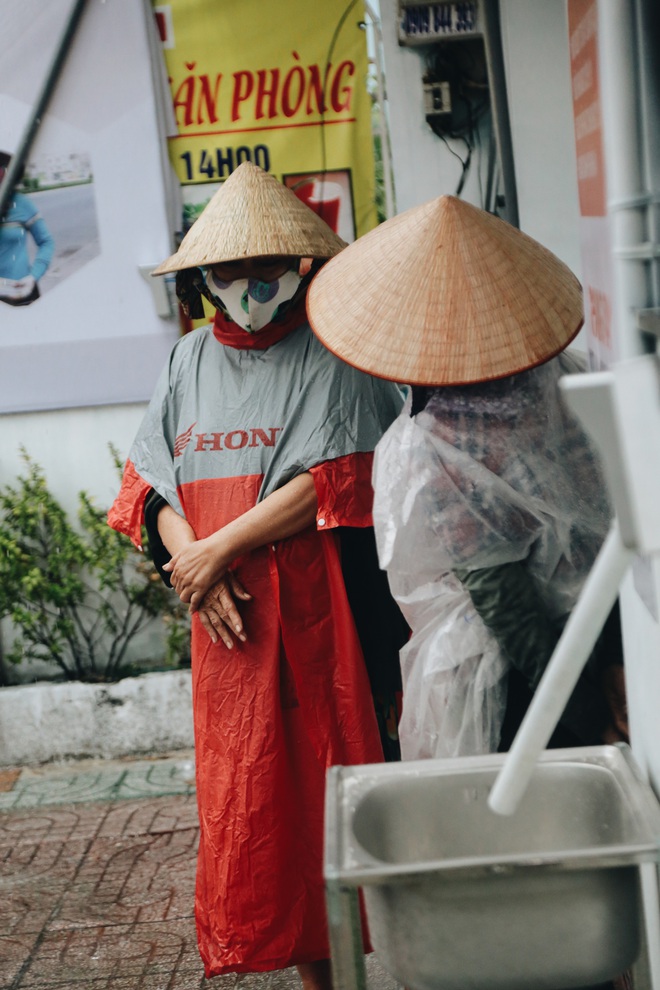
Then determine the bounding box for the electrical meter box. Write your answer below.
[423,80,452,117]
[398,1,483,46]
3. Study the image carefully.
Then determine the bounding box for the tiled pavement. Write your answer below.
[0,752,400,990]
[0,754,197,812]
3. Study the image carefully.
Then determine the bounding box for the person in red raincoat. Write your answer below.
[108,163,406,989]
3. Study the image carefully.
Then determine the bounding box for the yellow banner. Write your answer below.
[153,0,377,242]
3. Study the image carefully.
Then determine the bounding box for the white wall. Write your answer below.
[379,0,582,273]
[379,2,490,211]
[499,0,582,277]
[0,403,147,516]
[497,1,588,352]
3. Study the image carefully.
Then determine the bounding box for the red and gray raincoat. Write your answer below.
[108,299,404,976]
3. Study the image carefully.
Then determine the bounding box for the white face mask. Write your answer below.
[204,268,302,332]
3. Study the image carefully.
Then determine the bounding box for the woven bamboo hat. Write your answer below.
[307,195,583,385]
[152,162,346,275]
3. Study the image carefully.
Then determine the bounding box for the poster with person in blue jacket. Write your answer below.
[0,150,55,306]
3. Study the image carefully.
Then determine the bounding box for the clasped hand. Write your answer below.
[195,573,252,648]
[163,535,252,649]
[163,535,224,605]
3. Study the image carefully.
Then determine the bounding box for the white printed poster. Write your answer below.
[0,0,180,413]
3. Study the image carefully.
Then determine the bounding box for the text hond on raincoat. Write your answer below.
[174,424,283,457]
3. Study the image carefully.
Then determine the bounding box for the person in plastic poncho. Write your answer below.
[108,163,407,989]
[0,151,54,306]
[307,194,628,762]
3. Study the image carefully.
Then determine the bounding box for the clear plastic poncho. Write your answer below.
[372,352,612,760]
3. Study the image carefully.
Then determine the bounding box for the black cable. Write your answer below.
[454,137,471,196]
[425,50,495,200]
[431,126,471,196]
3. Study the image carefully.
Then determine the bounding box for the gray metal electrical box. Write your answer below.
[423,80,452,117]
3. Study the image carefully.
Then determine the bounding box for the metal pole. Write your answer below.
[326,881,367,990]
[599,0,650,359]
[634,0,660,312]
[0,0,88,219]
[489,523,634,816]
[480,0,519,227]
[325,766,368,990]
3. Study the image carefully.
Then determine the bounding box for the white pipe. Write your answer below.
[633,2,660,310]
[598,0,649,358]
[488,523,634,816]
[480,0,519,227]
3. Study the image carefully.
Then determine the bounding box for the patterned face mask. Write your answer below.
[203,268,302,332]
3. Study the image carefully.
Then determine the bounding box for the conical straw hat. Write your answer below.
[307,195,583,385]
[153,162,346,275]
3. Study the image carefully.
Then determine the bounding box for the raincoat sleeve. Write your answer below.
[302,366,404,530]
[107,346,187,547]
[455,562,610,743]
[140,450,374,588]
[309,452,375,528]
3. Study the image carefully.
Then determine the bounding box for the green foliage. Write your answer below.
[182,200,208,230]
[373,130,387,225]
[0,448,190,682]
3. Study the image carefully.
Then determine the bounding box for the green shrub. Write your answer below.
[0,448,190,682]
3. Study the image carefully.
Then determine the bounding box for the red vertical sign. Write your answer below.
[568,0,607,217]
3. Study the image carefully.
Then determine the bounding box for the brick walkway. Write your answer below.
[0,754,399,990]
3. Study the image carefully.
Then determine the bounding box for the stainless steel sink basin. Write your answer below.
[324,745,660,990]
